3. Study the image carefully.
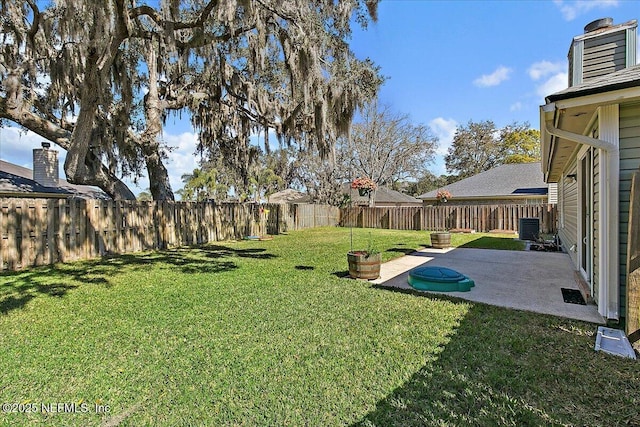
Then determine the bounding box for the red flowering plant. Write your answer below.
[351,177,377,196]
[436,189,452,204]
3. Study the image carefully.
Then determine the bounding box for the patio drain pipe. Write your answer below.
[544,105,620,321]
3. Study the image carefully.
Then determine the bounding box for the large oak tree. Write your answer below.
[0,0,382,199]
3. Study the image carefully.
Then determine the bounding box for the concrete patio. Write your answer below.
[372,247,605,324]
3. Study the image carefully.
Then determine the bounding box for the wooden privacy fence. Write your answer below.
[340,204,557,234]
[0,199,339,271]
[626,171,640,341]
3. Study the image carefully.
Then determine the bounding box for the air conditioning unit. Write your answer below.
[519,218,539,241]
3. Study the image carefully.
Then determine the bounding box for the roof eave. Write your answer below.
[547,80,640,104]
[540,84,640,182]
[0,191,69,199]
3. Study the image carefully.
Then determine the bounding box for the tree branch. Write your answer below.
[130,0,219,31]
[254,0,297,26]
[176,23,257,49]
[0,94,72,149]
[25,0,40,47]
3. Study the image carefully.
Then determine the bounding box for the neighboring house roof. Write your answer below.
[546,64,640,103]
[0,160,109,199]
[343,183,422,205]
[418,163,548,200]
[267,189,310,204]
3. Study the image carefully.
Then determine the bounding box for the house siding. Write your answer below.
[583,30,628,81]
[559,161,579,267]
[619,102,640,319]
[548,183,558,204]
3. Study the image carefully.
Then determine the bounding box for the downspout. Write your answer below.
[543,120,615,151]
[544,106,620,321]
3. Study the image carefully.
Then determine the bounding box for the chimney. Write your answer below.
[568,18,638,87]
[33,142,59,187]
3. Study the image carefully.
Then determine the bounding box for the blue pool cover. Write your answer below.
[408,266,475,292]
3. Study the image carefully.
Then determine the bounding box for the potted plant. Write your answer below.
[435,189,452,205]
[431,189,452,248]
[347,232,381,280]
[351,177,377,197]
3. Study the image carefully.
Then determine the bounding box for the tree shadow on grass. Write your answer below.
[204,245,277,260]
[0,244,276,315]
[385,247,419,255]
[332,270,350,278]
[459,236,524,251]
[354,286,640,426]
[0,278,78,315]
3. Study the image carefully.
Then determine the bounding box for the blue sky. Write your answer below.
[1,0,639,195]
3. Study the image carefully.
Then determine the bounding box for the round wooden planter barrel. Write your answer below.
[347,252,381,280]
[430,232,451,249]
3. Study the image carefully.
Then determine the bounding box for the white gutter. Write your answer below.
[544,106,620,321]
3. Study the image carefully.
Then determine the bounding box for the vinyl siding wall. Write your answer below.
[583,30,628,81]
[618,102,640,319]
[548,183,558,204]
[559,161,579,268]
[592,148,600,302]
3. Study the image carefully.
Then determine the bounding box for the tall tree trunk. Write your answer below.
[61,28,138,200]
[144,145,175,201]
[64,41,103,183]
[142,41,175,201]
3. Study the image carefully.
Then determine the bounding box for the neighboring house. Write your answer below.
[539,18,639,322]
[417,163,554,206]
[267,189,310,204]
[0,143,109,199]
[268,185,421,207]
[344,183,422,207]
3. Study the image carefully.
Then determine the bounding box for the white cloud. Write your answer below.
[161,132,201,193]
[536,72,569,99]
[510,102,523,112]
[429,117,458,155]
[473,66,513,88]
[0,126,68,175]
[0,127,40,160]
[528,61,566,81]
[553,0,618,21]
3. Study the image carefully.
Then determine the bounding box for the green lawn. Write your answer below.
[0,227,637,426]
[430,231,525,251]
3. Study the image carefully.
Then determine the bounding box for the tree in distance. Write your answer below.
[337,102,438,188]
[445,120,540,179]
